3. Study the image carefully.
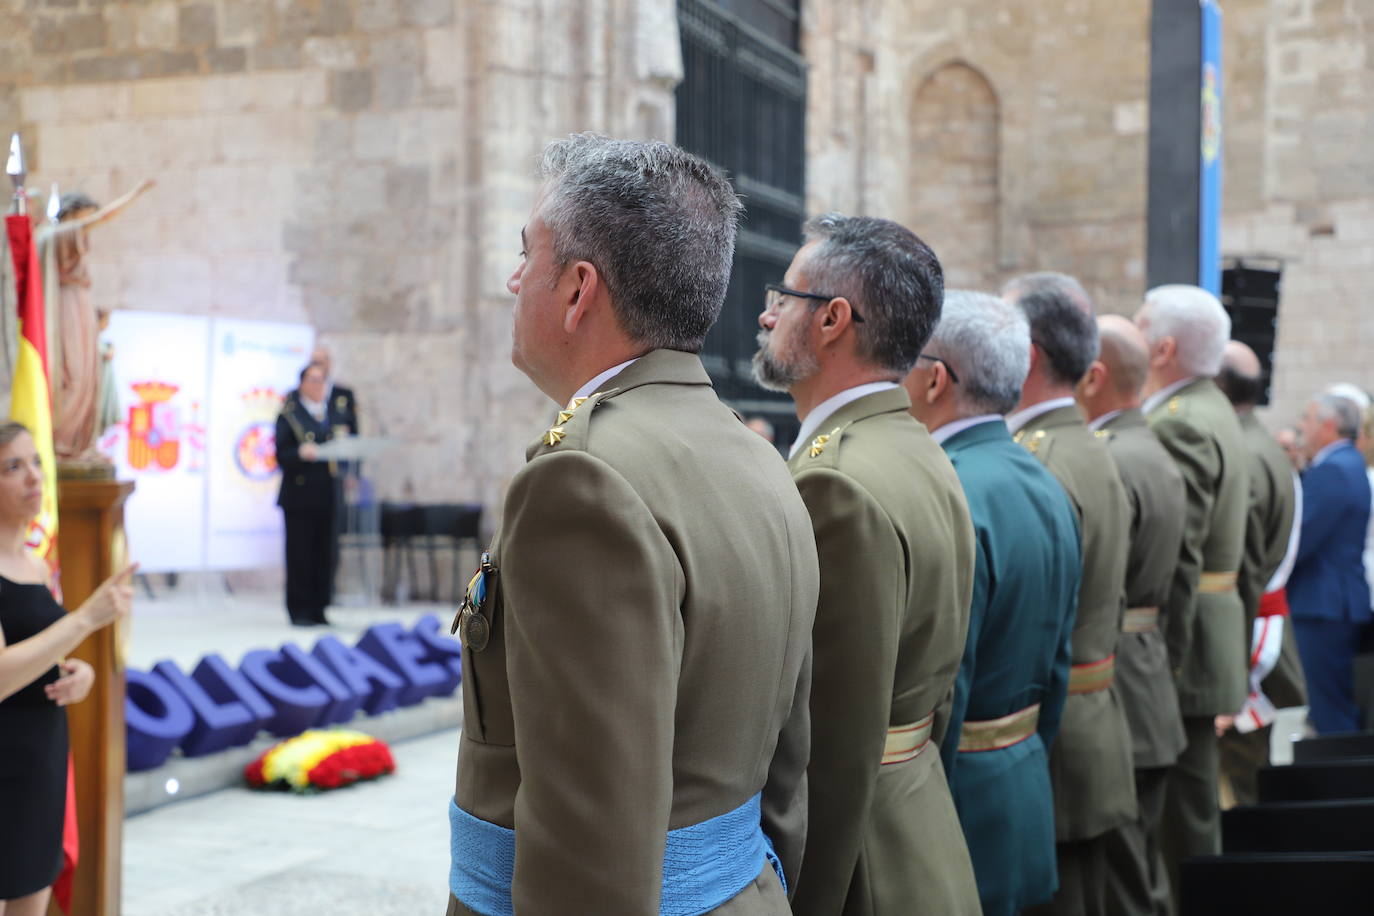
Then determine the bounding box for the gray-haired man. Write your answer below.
[1005,273,1134,916]
[755,214,980,916]
[446,134,819,915]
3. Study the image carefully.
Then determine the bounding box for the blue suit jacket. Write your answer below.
[939,419,1081,912]
[1289,440,1372,623]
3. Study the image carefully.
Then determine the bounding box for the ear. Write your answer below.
[926,363,951,405]
[816,296,858,345]
[1081,361,1106,398]
[1152,336,1177,368]
[562,260,599,334]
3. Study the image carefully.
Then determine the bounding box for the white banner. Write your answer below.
[98,312,212,573]
[204,319,314,570]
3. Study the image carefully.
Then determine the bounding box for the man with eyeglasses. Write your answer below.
[905,289,1082,916]
[1004,273,1134,916]
[754,213,980,916]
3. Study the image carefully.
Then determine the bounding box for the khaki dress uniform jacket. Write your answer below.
[1014,405,1136,841]
[1146,378,1250,894]
[786,388,980,916]
[447,350,820,916]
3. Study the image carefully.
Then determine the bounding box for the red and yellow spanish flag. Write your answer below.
[5,213,58,571]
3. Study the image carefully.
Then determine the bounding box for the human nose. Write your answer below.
[506,261,523,296]
[759,306,777,330]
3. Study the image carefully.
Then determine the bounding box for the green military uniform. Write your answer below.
[1144,378,1249,900]
[787,387,980,916]
[1219,412,1305,806]
[1014,404,1135,916]
[447,350,820,916]
[1098,408,1188,916]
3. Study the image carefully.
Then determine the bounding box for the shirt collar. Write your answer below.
[1141,376,1197,416]
[299,393,326,418]
[1311,439,1351,467]
[931,414,1003,446]
[1088,408,1125,432]
[1005,396,1076,435]
[570,357,640,406]
[789,382,900,459]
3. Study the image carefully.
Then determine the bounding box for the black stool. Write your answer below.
[1222,799,1374,854]
[1292,731,1374,763]
[1180,854,1374,916]
[1258,758,1374,803]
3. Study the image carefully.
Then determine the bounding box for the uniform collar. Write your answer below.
[1005,396,1076,435]
[931,414,1003,446]
[788,382,900,459]
[1141,376,1199,416]
[1092,406,1146,432]
[570,357,640,405]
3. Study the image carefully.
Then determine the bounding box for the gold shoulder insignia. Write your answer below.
[542,393,602,448]
[1026,429,1047,454]
[1168,396,1181,415]
[1093,429,1111,440]
[809,427,842,458]
[543,426,566,446]
[335,395,347,408]
[1013,429,1026,444]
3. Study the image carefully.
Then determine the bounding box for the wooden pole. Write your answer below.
[56,476,134,916]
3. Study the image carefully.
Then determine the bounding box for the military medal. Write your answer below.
[454,551,497,652]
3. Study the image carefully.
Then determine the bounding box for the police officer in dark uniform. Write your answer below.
[276,362,343,626]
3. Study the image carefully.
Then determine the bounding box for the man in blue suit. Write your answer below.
[1289,392,1372,734]
[905,289,1082,916]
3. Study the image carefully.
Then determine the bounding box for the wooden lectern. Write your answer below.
[56,476,134,916]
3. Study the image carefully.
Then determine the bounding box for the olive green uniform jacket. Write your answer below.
[1146,379,1250,716]
[1014,404,1136,840]
[448,350,820,916]
[1238,412,1306,709]
[1101,408,1188,769]
[787,387,980,916]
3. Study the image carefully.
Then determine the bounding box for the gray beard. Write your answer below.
[751,330,816,392]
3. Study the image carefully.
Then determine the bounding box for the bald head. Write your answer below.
[1215,340,1264,411]
[1096,315,1149,399]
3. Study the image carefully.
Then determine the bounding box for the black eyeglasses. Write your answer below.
[916,353,960,385]
[764,283,865,323]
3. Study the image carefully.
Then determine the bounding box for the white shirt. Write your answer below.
[1309,439,1348,468]
[931,414,1004,446]
[1265,472,1303,593]
[299,393,326,422]
[788,382,900,459]
[1088,408,1125,432]
[569,358,640,406]
[1141,376,1197,417]
[1005,396,1076,435]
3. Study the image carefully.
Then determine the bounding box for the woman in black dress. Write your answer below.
[0,422,134,916]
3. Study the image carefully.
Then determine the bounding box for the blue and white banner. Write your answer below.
[1199,0,1223,294]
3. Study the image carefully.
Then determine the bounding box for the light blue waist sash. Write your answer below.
[449,792,784,916]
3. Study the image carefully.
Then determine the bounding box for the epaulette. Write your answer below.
[526,389,617,460]
[1093,428,1113,442]
[798,423,849,469]
[1013,427,1054,462]
[1168,396,1181,415]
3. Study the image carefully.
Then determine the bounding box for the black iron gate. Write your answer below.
[676,0,806,438]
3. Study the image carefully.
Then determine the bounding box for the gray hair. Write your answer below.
[57,191,99,222]
[536,133,743,352]
[1140,284,1230,376]
[1313,393,1363,440]
[1002,272,1099,386]
[927,290,1031,416]
[800,213,944,373]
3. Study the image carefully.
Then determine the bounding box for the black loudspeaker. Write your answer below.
[1257,759,1374,803]
[1221,257,1283,406]
[1292,731,1374,763]
[1180,854,1374,916]
[1146,0,1203,288]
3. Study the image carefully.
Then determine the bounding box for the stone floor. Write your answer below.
[122,727,458,915]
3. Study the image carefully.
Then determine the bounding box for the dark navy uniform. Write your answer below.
[276,390,345,625]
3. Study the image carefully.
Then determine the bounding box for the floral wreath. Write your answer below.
[245,729,395,793]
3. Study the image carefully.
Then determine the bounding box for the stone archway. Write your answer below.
[906,62,1001,291]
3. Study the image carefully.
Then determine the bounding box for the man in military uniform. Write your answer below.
[1004,273,1134,916]
[1214,342,1306,806]
[1075,316,1188,915]
[755,214,979,916]
[275,361,344,626]
[907,289,1082,916]
[446,135,819,916]
[311,344,358,435]
[1134,284,1250,900]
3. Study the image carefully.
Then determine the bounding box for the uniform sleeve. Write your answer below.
[791,468,903,916]
[1039,512,1080,748]
[1152,417,1221,672]
[761,647,810,895]
[941,529,989,791]
[1238,457,1269,629]
[275,411,302,471]
[501,451,683,915]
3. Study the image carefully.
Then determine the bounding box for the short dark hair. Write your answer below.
[801,213,944,373]
[299,362,326,384]
[57,191,99,222]
[537,134,743,353]
[1003,272,1099,386]
[1216,364,1264,408]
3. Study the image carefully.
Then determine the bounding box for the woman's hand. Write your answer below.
[299,442,319,461]
[45,658,95,706]
[75,563,138,632]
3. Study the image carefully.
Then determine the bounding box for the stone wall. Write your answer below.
[1,0,679,530]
